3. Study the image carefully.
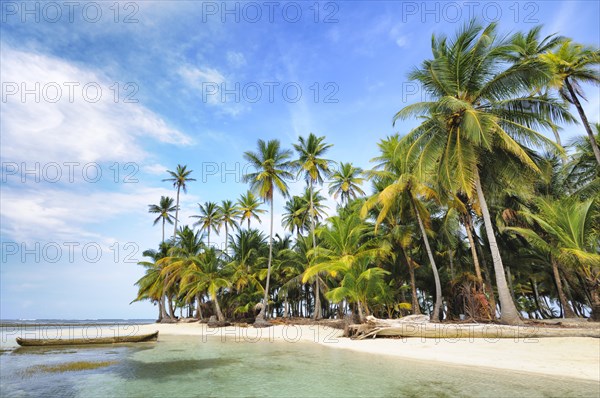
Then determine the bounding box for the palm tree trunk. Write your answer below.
[173,185,181,238]
[257,199,274,322]
[157,299,163,322]
[357,300,365,322]
[310,179,322,320]
[168,296,176,319]
[475,171,522,325]
[403,249,421,315]
[413,201,442,322]
[160,291,169,321]
[463,213,483,288]
[588,282,600,322]
[195,294,203,319]
[162,218,165,243]
[565,78,600,165]
[225,224,229,256]
[213,294,225,322]
[551,258,576,318]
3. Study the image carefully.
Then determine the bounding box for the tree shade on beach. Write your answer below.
[136,21,599,325]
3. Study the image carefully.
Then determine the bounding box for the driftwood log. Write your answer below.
[347,316,600,340]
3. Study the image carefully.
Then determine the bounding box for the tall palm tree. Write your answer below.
[293,133,333,319]
[163,165,196,238]
[243,139,294,322]
[191,201,221,247]
[219,200,241,255]
[148,196,177,243]
[541,40,600,165]
[393,21,571,325]
[329,162,366,205]
[237,190,266,229]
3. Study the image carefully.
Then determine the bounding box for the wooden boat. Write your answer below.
[16,331,159,347]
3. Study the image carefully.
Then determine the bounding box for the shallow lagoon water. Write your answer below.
[1,333,599,398]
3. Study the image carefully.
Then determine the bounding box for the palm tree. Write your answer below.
[505,26,566,149]
[160,226,206,319]
[191,201,221,247]
[329,162,366,205]
[303,213,389,320]
[506,197,600,321]
[237,190,266,229]
[148,196,177,243]
[282,196,309,237]
[163,165,196,238]
[243,139,294,322]
[293,133,333,319]
[219,200,241,255]
[362,173,444,321]
[133,243,171,321]
[541,40,600,165]
[180,248,231,322]
[326,258,390,322]
[393,21,571,324]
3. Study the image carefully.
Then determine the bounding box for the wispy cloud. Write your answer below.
[0,44,191,165]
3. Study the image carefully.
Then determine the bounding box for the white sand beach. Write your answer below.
[136,323,600,382]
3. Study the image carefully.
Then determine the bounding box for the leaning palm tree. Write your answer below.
[541,40,600,165]
[293,133,333,319]
[191,201,221,247]
[393,21,571,325]
[163,165,196,238]
[243,139,294,322]
[329,162,366,205]
[218,200,241,255]
[237,190,266,229]
[148,196,177,243]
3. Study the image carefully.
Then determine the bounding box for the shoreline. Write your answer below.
[133,323,600,382]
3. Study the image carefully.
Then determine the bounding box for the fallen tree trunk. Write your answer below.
[346,316,600,340]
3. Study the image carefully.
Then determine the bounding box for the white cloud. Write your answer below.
[143,163,169,175]
[178,64,247,116]
[227,51,247,68]
[0,44,191,165]
[395,36,409,48]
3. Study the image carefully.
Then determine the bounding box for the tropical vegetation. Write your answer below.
[135,21,599,325]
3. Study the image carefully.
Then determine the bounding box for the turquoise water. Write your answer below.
[1,333,599,397]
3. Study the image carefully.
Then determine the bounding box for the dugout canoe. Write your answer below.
[16,331,159,346]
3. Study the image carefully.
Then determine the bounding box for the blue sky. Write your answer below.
[1,1,599,319]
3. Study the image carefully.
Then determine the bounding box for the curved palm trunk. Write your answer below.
[213,294,225,322]
[403,249,421,315]
[413,201,442,322]
[310,179,322,320]
[257,199,274,321]
[565,78,600,166]
[475,171,522,325]
[551,258,576,318]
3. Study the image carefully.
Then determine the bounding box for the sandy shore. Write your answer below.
[135,322,600,382]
